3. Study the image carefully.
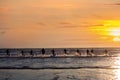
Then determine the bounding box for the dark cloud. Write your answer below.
[114,3,120,5]
[66,38,87,41]
[92,14,103,19]
[59,22,104,28]
[91,24,104,26]
[78,23,104,27]
[59,22,71,25]
[59,22,79,28]
[0,27,10,34]
[0,31,6,34]
[105,3,120,6]
[37,22,46,26]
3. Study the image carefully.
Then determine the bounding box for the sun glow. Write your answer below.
[90,20,120,42]
[113,37,120,42]
[109,28,120,36]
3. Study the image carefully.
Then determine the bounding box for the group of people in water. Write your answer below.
[4,48,109,57]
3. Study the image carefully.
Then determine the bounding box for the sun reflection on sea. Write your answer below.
[113,69,120,80]
[113,57,120,68]
[112,57,120,80]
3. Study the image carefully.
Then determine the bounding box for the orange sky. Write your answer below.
[0,0,120,48]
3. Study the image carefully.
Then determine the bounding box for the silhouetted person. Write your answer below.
[6,49,10,57]
[41,48,45,56]
[104,49,108,56]
[87,49,91,56]
[21,50,25,57]
[64,49,67,55]
[51,49,55,57]
[30,50,33,57]
[86,49,89,55]
[77,49,79,53]
[105,49,108,54]
[91,49,94,53]
[76,49,81,56]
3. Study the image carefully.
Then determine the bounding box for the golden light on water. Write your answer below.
[115,70,120,80]
[90,20,120,42]
[113,57,120,80]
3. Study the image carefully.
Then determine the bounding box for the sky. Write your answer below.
[0,0,120,48]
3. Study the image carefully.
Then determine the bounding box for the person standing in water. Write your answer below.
[90,49,94,56]
[91,49,94,54]
[6,49,10,57]
[64,49,67,55]
[41,48,45,56]
[30,50,33,57]
[86,49,91,56]
[104,49,108,56]
[21,50,25,57]
[51,49,56,57]
[76,49,81,56]
[86,49,89,56]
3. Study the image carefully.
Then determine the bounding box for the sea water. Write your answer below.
[0,48,120,80]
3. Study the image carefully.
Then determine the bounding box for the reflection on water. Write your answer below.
[113,57,120,80]
[112,57,120,80]
[115,70,120,80]
[113,57,120,68]
[1,51,120,80]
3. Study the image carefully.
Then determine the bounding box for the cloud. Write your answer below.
[0,27,11,34]
[113,3,120,5]
[0,31,6,34]
[58,22,104,28]
[37,22,46,26]
[59,22,70,25]
[20,22,47,30]
[92,14,103,19]
[77,23,104,27]
[91,24,104,26]
[105,3,120,6]
[59,22,79,28]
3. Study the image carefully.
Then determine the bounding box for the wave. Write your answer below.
[0,48,120,58]
[0,66,119,69]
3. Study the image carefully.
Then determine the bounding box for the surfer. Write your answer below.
[41,48,45,56]
[91,49,94,53]
[21,50,25,57]
[30,50,33,57]
[64,49,67,55]
[104,49,108,56]
[76,49,81,56]
[86,49,89,56]
[51,49,56,57]
[90,49,94,56]
[6,49,10,57]
[86,49,91,56]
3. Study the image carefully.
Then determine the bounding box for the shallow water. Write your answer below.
[0,57,120,80]
[0,68,120,80]
[0,57,119,69]
[0,48,120,80]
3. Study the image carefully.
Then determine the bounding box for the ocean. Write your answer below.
[0,48,120,80]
